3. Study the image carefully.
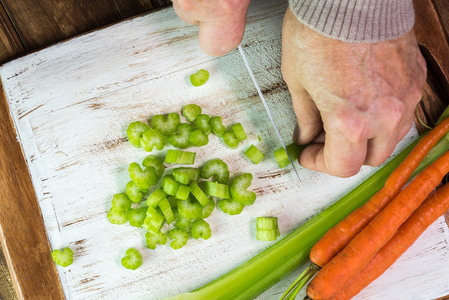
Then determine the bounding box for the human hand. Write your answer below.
[282,8,427,177]
[172,0,251,56]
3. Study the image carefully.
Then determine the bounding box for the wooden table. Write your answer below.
[1,1,449,299]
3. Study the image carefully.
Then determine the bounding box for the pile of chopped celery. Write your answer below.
[109,102,284,270]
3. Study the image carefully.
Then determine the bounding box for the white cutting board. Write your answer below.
[0,1,448,299]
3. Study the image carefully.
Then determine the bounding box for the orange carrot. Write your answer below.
[310,117,449,268]
[333,182,449,300]
[306,149,449,300]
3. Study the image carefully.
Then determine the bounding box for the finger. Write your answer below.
[198,11,248,56]
[172,1,199,25]
[290,86,323,145]
[300,130,368,177]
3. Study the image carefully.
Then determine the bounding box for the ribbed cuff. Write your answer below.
[289,0,415,43]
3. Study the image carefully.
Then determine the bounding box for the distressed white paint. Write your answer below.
[1,1,448,299]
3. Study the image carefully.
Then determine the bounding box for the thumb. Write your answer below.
[198,7,249,57]
[290,86,323,145]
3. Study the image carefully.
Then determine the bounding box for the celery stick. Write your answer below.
[191,219,211,240]
[195,114,211,135]
[244,145,265,165]
[204,181,230,199]
[162,175,180,196]
[151,113,181,136]
[121,248,143,270]
[125,181,147,203]
[146,188,167,207]
[190,69,209,87]
[182,104,202,122]
[210,116,226,137]
[127,207,147,227]
[231,123,247,141]
[222,131,239,148]
[141,128,166,152]
[230,173,256,205]
[218,198,245,215]
[168,123,194,149]
[177,196,202,219]
[127,121,150,148]
[200,199,216,219]
[52,247,74,267]
[142,155,165,179]
[200,158,229,184]
[145,231,167,250]
[189,129,209,147]
[168,228,189,250]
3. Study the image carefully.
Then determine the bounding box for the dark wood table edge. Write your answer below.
[0,80,64,299]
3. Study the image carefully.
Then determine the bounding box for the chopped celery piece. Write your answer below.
[145,188,167,207]
[182,104,202,122]
[256,229,279,241]
[127,121,150,148]
[151,113,180,136]
[177,196,202,219]
[190,69,209,87]
[121,248,143,270]
[51,247,73,267]
[204,181,230,199]
[231,123,247,141]
[176,184,190,201]
[159,197,175,224]
[111,193,132,211]
[195,114,211,135]
[230,173,257,205]
[127,207,147,227]
[129,162,158,189]
[107,208,128,224]
[168,196,178,208]
[218,198,245,215]
[191,219,211,240]
[141,128,166,152]
[256,217,279,230]
[162,175,180,196]
[200,158,229,184]
[168,228,189,250]
[165,149,196,165]
[173,167,201,184]
[142,155,165,178]
[273,143,307,168]
[175,213,193,231]
[125,181,147,203]
[190,182,210,206]
[244,144,265,164]
[256,217,280,241]
[201,198,216,219]
[168,123,193,149]
[189,129,209,147]
[210,116,226,137]
[143,207,165,234]
[108,194,132,224]
[145,231,167,250]
[223,131,239,147]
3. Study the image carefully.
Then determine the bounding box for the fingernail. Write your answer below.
[292,124,300,143]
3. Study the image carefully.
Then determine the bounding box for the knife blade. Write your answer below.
[238,45,301,182]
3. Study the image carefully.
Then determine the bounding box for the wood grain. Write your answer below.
[0,82,64,299]
[0,3,25,63]
[1,0,171,51]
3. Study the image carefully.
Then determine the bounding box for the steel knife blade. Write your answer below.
[238,45,301,182]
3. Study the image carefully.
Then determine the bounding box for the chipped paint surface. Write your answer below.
[1,1,449,299]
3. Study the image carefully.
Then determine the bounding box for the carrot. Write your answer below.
[333,182,449,300]
[306,149,449,300]
[310,117,449,268]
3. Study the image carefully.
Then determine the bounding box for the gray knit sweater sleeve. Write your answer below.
[289,0,415,43]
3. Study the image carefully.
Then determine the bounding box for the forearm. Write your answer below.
[288,0,415,43]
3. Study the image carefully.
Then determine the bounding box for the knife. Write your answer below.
[238,45,301,182]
